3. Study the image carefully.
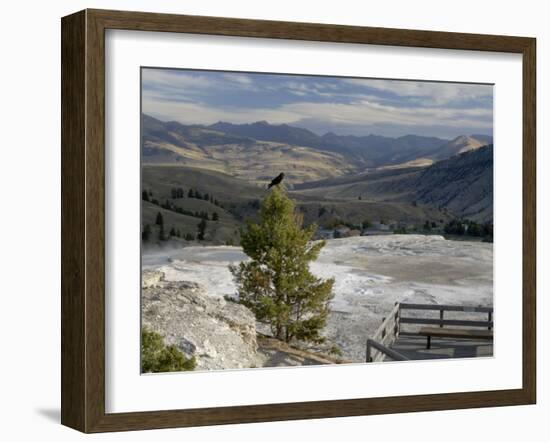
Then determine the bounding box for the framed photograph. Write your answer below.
[61,9,536,433]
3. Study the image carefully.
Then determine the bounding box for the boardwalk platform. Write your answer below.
[366,302,494,363]
[389,335,493,360]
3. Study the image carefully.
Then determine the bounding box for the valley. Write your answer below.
[141,114,493,246]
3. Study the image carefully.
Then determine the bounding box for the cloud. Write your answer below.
[141,68,493,137]
[343,78,493,106]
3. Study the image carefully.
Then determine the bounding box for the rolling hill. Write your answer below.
[142,164,459,242]
[142,114,493,172]
[294,145,494,222]
[142,115,357,185]
[140,115,494,237]
[428,135,488,161]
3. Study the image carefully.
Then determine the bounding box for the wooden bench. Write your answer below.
[419,327,493,349]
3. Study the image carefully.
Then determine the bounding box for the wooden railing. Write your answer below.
[397,303,493,336]
[366,302,400,362]
[366,302,493,362]
[366,339,408,362]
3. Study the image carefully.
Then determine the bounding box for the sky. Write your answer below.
[141,68,493,139]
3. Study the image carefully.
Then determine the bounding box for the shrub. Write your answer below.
[141,327,196,373]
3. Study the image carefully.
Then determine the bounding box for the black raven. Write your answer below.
[267,172,285,189]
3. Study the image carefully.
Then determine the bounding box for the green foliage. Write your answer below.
[155,211,164,226]
[170,187,184,199]
[212,212,219,221]
[142,224,152,241]
[230,187,334,343]
[197,218,207,240]
[158,224,165,241]
[141,327,196,373]
[142,190,149,202]
[444,219,493,242]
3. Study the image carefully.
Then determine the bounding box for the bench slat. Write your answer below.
[400,317,493,328]
[419,327,493,340]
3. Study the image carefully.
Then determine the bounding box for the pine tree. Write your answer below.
[188,189,194,198]
[230,187,334,343]
[169,227,176,237]
[155,212,164,226]
[197,218,207,241]
[212,212,219,221]
[142,190,149,202]
[142,224,152,241]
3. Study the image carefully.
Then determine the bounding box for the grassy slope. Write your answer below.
[142,165,269,244]
[143,165,451,239]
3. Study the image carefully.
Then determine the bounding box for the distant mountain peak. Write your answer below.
[142,113,491,168]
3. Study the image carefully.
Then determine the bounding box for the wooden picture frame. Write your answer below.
[61,8,536,433]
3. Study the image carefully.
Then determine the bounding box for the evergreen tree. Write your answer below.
[158,225,165,241]
[212,212,219,221]
[142,224,152,241]
[155,212,164,226]
[171,188,177,199]
[142,190,149,202]
[230,187,334,343]
[188,189,194,198]
[197,218,207,240]
[169,227,176,237]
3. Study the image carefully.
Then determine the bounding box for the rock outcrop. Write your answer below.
[141,270,265,370]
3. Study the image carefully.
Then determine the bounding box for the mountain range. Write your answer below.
[142,114,492,171]
[141,114,494,226]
